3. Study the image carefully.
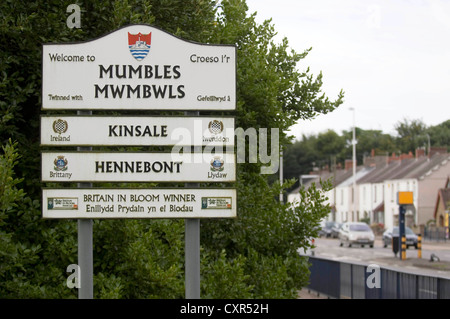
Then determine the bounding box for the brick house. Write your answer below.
[288,148,450,231]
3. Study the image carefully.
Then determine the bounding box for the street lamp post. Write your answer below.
[349,107,357,222]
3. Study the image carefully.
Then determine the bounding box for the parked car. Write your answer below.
[339,222,375,248]
[318,221,336,238]
[331,223,342,238]
[382,226,418,249]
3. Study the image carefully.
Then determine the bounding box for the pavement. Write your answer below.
[298,288,329,299]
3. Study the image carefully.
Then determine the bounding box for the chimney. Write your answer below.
[430,147,448,157]
[399,151,413,161]
[388,152,398,163]
[345,159,353,171]
[415,148,425,158]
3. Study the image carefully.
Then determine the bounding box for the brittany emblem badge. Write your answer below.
[54,156,68,171]
[128,32,151,61]
[210,156,224,172]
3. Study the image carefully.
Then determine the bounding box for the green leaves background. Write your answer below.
[0,0,340,298]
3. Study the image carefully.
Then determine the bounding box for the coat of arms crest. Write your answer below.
[54,156,68,171]
[128,32,151,61]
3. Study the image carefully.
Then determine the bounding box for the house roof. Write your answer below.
[403,154,450,180]
[357,161,401,184]
[288,153,450,196]
[338,167,374,187]
[434,188,450,219]
[440,188,450,210]
[289,167,352,194]
[373,201,384,213]
[357,153,450,184]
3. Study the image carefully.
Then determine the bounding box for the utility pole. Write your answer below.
[350,107,357,222]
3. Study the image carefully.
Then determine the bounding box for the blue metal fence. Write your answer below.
[307,256,450,299]
[423,226,448,242]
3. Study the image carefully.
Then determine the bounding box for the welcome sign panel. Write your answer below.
[42,25,236,110]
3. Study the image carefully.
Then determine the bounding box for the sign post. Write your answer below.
[397,191,414,261]
[41,24,236,299]
[77,110,93,299]
[185,214,200,299]
[185,110,201,299]
[77,218,93,298]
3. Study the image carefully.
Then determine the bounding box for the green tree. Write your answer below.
[426,120,450,152]
[284,130,346,183]
[394,118,428,153]
[0,0,343,298]
[200,0,342,297]
[283,134,319,181]
[340,128,397,164]
[284,126,399,182]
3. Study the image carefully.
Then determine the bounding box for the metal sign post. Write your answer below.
[185,213,200,298]
[185,110,200,299]
[77,110,93,299]
[77,218,93,298]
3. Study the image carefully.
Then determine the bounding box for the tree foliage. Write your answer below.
[427,120,450,151]
[0,0,342,298]
[394,118,428,154]
[284,118,449,185]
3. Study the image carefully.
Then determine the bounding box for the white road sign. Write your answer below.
[42,188,237,219]
[41,151,235,183]
[42,25,236,110]
[40,116,234,146]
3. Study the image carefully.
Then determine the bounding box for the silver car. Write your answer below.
[339,222,375,248]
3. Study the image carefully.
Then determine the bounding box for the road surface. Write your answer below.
[302,237,450,279]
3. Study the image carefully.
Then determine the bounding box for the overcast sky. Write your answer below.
[246,0,450,141]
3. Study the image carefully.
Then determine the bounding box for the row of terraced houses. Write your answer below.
[288,147,450,232]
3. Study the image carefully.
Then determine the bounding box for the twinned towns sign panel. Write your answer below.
[41,116,234,146]
[41,152,236,183]
[42,25,236,110]
[41,25,237,219]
